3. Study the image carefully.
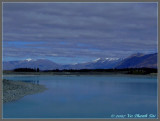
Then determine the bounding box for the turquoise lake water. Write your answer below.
[3,74,157,119]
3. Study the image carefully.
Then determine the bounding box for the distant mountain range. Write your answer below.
[116,53,157,69]
[3,53,157,70]
[62,58,122,70]
[3,59,60,70]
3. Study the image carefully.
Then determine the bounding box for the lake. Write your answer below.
[3,74,157,119]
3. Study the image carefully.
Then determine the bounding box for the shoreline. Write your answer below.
[3,79,47,103]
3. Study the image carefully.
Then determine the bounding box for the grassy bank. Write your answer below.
[3,79,47,103]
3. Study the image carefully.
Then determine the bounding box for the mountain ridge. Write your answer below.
[115,53,157,69]
[3,53,157,70]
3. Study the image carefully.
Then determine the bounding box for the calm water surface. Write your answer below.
[3,74,157,118]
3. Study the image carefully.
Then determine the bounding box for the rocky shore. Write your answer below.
[3,79,47,103]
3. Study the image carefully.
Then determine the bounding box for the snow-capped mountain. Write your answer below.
[93,57,119,62]
[25,58,33,62]
[3,53,157,70]
[62,57,122,70]
[89,57,122,69]
[3,57,122,70]
[3,59,60,70]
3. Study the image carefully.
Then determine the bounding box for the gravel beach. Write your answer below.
[3,79,47,103]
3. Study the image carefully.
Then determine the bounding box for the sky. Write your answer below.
[3,2,158,64]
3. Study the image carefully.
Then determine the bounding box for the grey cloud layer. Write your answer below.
[3,3,157,62]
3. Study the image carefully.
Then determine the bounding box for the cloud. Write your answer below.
[3,3,158,63]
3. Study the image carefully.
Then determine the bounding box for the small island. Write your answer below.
[3,79,47,103]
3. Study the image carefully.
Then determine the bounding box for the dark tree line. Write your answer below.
[45,68,157,74]
[13,67,157,74]
[14,68,40,72]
